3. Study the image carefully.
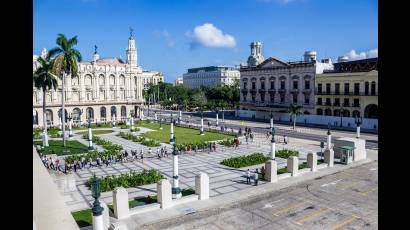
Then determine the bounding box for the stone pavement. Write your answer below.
[57,131,323,212]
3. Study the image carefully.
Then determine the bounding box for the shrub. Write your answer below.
[86,169,164,192]
[218,138,235,147]
[220,153,270,168]
[276,149,299,159]
[118,132,160,147]
[33,129,42,139]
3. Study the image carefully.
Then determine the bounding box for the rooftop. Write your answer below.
[324,58,378,73]
[187,66,238,73]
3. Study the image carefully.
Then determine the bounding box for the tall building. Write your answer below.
[239,41,333,118]
[33,30,164,127]
[183,66,240,89]
[174,77,183,86]
[315,58,378,119]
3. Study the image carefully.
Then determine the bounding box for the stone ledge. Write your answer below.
[129,203,160,216]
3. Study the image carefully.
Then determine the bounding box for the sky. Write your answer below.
[33,0,378,83]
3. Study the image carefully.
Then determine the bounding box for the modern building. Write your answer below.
[174,77,183,86]
[239,41,333,118]
[315,58,378,119]
[33,30,164,127]
[183,66,240,89]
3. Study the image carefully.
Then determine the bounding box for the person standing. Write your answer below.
[246,169,251,184]
[245,134,249,144]
[254,169,259,186]
[250,132,254,143]
[213,142,216,152]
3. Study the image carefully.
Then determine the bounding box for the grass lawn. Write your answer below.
[76,130,113,135]
[137,121,233,144]
[33,140,89,155]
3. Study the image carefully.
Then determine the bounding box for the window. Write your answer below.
[261,93,265,102]
[326,83,331,94]
[280,80,285,89]
[318,84,322,94]
[354,83,360,95]
[252,82,256,90]
[280,94,285,103]
[325,98,331,106]
[243,82,247,89]
[344,83,350,95]
[252,94,256,102]
[371,81,376,95]
[344,98,349,106]
[334,98,340,106]
[270,93,275,102]
[304,95,309,104]
[365,82,369,95]
[270,81,275,89]
[261,81,265,90]
[293,94,298,103]
[317,98,322,105]
[293,81,298,90]
[305,80,310,89]
[353,98,360,107]
[335,83,340,95]
[317,108,323,115]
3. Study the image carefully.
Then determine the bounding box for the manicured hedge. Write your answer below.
[86,169,164,192]
[218,138,235,147]
[118,132,160,147]
[220,153,270,168]
[276,149,299,159]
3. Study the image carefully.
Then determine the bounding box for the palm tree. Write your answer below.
[49,34,82,147]
[33,56,58,147]
[288,103,303,130]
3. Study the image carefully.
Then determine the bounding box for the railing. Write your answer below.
[315,91,378,96]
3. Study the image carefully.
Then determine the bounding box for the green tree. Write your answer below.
[288,103,303,130]
[49,34,82,147]
[33,56,58,147]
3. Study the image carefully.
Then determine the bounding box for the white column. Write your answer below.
[356,126,361,138]
[200,117,204,135]
[172,154,182,199]
[69,119,73,137]
[59,117,62,130]
[43,129,49,147]
[170,123,174,141]
[216,113,219,126]
[92,214,104,230]
[270,117,273,129]
[131,116,135,133]
[179,110,182,124]
[327,132,332,150]
[270,141,276,160]
[88,126,93,149]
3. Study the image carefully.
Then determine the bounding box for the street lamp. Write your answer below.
[130,111,135,133]
[88,118,94,150]
[270,126,276,160]
[91,174,104,230]
[200,110,204,135]
[320,141,324,161]
[339,108,344,128]
[327,124,332,150]
[270,112,274,129]
[171,136,182,199]
[355,115,363,138]
[216,109,219,127]
[68,113,73,137]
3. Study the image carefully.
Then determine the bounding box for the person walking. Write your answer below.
[246,169,251,184]
[140,150,144,163]
[284,135,288,144]
[250,132,254,143]
[245,134,249,144]
[254,169,259,186]
[165,148,168,157]
[213,142,216,152]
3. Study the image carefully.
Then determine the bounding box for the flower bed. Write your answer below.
[218,138,235,147]
[220,153,270,168]
[86,169,164,192]
[275,149,299,159]
[117,132,160,147]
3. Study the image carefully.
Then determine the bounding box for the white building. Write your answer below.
[183,66,240,89]
[33,31,164,127]
[174,77,183,86]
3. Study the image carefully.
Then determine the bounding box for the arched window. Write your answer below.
[86,107,94,120]
[109,75,115,85]
[121,106,127,118]
[46,109,53,125]
[33,110,38,125]
[99,75,105,86]
[120,75,125,85]
[371,81,376,95]
[72,108,81,121]
[72,76,79,86]
[325,108,332,116]
[85,74,92,86]
[110,106,117,119]
[100,107,107,120]
[316,108,323,115]
[365,82,369,95]
[352,110,360,118]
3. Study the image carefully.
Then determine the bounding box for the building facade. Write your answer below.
[315,58,378,119]
[183,66,240,89]
[174,77,183,86]
[33,32,164,127]
[239,41,333,118]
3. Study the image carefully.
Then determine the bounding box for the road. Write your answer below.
[144,161,378,230]
[142,109,378,150]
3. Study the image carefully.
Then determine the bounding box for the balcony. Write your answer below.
[352,103,360,107]
[268,88,276,93]
[278,88,286,94]
[290,89,299,94]
[241,88,248,93]
[302,89,312,94]
[258,89,266,94]
[250,89,257,94]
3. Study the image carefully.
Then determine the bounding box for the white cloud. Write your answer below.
[257,0,300,4]
[155,29,175,48]
[187,23,236,48]
[344,48,378,61]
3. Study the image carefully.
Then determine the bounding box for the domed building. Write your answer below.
[33,31,164,127]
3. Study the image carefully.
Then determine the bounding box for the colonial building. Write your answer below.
[33,31,164,127]
[239,41,333,118]
[183,66,240,89]
[174,77,183,86]
[315,58,378,119]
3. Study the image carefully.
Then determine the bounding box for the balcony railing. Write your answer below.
[315,90,377,96]
[258,89,266,94]
[268,88,276,93]
[302,89,312,94]
[343,103,350,107]
[290,89,299,94]
[278,89,286,93]
[352,103,360,107]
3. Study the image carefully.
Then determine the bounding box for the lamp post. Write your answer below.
[88,118,94,150]
[178,110,182,124]
[171,136,182,199]
[200,110,204,135]
[270,126,276,160]
[355,115,363,138]
[68,113,73,137]
[327,125,332,150]
[91,174,104,230]
[270,112,273,129]
[112,114,116,128]
[130,111,135,133]
[216,110,219,127]
[320,141,324,161]
[339,108,343,127]
[170,117,174,142]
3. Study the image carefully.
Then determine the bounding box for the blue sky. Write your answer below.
[34,0,378,83]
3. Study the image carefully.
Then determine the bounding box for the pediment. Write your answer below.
[258,57,289,68]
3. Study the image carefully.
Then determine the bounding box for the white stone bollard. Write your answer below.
[100,201,110,230]
[287,156,299,176]
[92,214,104,230]
[356,126,360,138]
[113,187,129,219]
[157,179,172,209]
[324,149,334,167]
[307,152,317,172]
[265,160,277,183]
[69,120,73,137]
[195,173,209,200]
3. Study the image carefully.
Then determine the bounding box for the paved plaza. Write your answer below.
[54,127,324,212]
[143,161,378,230]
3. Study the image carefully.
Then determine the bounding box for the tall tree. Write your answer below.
[288,103,303,130]
[33,56,58,147]
[49,34,82,147]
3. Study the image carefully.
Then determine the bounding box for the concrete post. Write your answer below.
[324,149,334,167]
[179,110,182,124]
[42,129,49,147]
[130,116,135,133]
[307,152,317,172]
[172,153,182,199]
[287,156,299,176]
[100,201,110,230]
[92,214,104,230]
[113,187,129,219]
[157,179,172,208]
[154,113,157,121]
[195,173,209,200]
[265,160,277,183]
[327,133,332,150]
[59,117,62,130]
[356,126,360,138]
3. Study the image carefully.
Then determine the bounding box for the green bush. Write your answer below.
[33,129,42,139]
[86,169,164,192]
[276,149,299,159]
[118,132,160,147]
[221,153,270,168]
[218,138,235,147]
[48,127,60,138]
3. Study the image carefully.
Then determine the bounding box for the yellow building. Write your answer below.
[315,58,378,119]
